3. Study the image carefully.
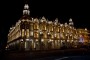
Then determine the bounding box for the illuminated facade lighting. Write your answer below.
[6,4,90,51]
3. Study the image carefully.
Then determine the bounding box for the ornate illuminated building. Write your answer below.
[6,4,89,51]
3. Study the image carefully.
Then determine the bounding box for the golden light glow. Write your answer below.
[22,29,24,37]
[26,29,29,38]
[7,4,90,51]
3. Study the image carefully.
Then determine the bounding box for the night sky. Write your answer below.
[0,0,90,49]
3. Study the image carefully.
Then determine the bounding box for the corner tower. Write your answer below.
[20,3,31,20]
[23,4,30,15]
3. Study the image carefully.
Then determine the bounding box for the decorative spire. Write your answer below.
[23,4,30,15]
[69,18,72,22]
[42,16,46,20]
[69,18,74,26]
[65,22,68,27]
[24,4,29,9]
[85,28,87,31]
[55,18,58,23]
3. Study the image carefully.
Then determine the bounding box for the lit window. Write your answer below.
[20,39,23,42]
[67,40,69,42]
[63,29,64,32]
[36,39,38,41]
[30,24,33,30]
[22,29,24,37]
[51,27,53,31]
[26,39,29,41]
[60,33,64,38]
[34,32,39,38]
[26,29,29,38]
[55,33,57,37]
[34,24,39,29]
[57,28,59,32]
[45,26,46,30]
[57,33,60,39]
[79,31,81,33]
[49,26,53,31]
[30,31,33,36]
[51,35,54,38]
[25,31,26,36]
[44,33,47,38]
[41,39,44,42]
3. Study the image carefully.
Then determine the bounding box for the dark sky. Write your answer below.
[0,0,90,48]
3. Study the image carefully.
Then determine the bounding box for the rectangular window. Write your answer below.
[44,34,47,38]
[51,26,53,31]
[30,31,33,36]
[34,24,39,30]
[26,29,29,38]
[44,26,46,30]
[30,24,33,30]
[51,32,53,39]
[22,29,24,37]
[57,33,60,39]
[34,32,39,38]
